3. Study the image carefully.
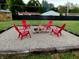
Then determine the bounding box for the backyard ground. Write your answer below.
[0,20,79,59]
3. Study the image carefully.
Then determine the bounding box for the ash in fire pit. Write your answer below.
[34,27,42,33]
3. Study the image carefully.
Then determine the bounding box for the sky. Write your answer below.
[22,0,79,7]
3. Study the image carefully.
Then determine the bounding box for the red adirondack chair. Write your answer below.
[43,20,53,30]
[13,24,31,40]
[51,24,66,37]
[22,20,31,30]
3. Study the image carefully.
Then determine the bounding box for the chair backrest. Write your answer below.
[58,24,66,33]
[13,24,22,35]
[22,20,27,26]
[22,20,27,29]
[48,20,53,26]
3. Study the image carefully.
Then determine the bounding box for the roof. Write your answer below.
[0,10,11,13]
[41,10,60,16]
[18,12,40,15]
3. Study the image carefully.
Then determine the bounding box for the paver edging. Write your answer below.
[55,25,79,37]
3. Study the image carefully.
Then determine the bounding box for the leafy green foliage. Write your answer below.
[42,0,49,12]
[69,7,79,13]
[0,0,7,9]
[27,0,41,7]
[6,0,26,14]
[58,6,67,14]
[26,0,44,13]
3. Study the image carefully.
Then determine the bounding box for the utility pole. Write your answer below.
[67,0,69,16]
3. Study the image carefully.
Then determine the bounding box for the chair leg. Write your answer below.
[49,26,51,29]
[60,32,62,35]
[18,34,20,38]
[56,33,60,37]
[50,29,53,35]
[20,35,23,40]
[28,32,31,38]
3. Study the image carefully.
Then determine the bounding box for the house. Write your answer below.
[0,9,12,21]
[41,10,60,16]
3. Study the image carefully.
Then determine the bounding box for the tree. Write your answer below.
[26,0,43,13]
[51,7,58,12]
[0,0,7,9]
[57,5,67,15]
[27,0,41,7]
[42,0,49,12]
[7,0,26,15]
[49,3,54,10]
[69,7,79,13]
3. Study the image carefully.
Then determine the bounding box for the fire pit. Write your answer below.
[34,27,42,33]
[33,26,49,33]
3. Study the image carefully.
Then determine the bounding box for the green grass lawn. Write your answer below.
[0,52,79,59]
[0,20,79,35]
[1,53,52,59]
[0,20,79,59]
